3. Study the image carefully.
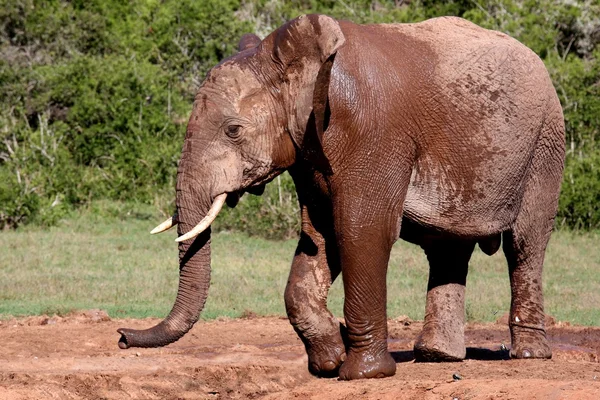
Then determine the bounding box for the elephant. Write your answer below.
[117,14,565,380]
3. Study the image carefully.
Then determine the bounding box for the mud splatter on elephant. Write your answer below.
[117,15,565,380]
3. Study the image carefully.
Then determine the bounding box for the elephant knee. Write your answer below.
[284,283,301,317]
[285,280,326,327]
[285,278,309,317]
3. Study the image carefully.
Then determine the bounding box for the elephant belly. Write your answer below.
[402,160,522,238]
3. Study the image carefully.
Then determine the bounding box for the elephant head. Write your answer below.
[117,14,345,348]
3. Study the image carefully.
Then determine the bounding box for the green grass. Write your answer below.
[1,205,599,325]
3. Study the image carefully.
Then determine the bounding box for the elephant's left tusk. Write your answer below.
[150,214,179,234]
[175,193,227,243]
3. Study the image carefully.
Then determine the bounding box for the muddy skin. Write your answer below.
[120,14,565,380]
[414,240,475,362]
[285,166,347,377]
[284,213,346,376]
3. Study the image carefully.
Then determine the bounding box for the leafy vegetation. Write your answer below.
[1,209,599,325]
[1,0,599,234]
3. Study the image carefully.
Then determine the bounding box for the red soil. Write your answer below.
[1,311,598,399]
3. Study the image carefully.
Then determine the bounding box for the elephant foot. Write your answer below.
[338,348,396,380]
[510,324,552,359]
[306,338,347,378]
[414,321,465,362]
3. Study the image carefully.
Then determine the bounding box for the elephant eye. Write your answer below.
[225,124,242,138]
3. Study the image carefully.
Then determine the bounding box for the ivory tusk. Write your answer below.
[150,214,179,234]
[175,193,227,242]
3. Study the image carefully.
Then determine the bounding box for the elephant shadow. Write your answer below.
[391,347,511,363]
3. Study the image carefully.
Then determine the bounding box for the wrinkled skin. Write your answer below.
[118,15,565,380]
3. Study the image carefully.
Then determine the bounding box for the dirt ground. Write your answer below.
[1,311,599,399]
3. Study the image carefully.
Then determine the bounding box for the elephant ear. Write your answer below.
[271,14,345,173]
[238,33,261,51]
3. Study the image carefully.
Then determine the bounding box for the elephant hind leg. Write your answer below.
[414,239,476,362]
[503,108,564,359]
[503,227,553,359]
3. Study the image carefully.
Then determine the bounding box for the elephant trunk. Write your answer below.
[117,176,213,349]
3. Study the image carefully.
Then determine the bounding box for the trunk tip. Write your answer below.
[117,328,131,349]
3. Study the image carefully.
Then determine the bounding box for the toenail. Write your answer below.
[322,361,336,371]
[535,349,545,357]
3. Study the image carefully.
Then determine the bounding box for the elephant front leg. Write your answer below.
[329,152,413,380]
[285,229,345,377]
[329,181,406,380]
[414,240,475,362]
[336,230,397,380]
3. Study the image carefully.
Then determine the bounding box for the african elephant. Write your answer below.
[117,14,565,380]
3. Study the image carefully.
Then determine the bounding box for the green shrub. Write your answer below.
[1,0,599,235]
[559,151,600,230]
[0,0,251,228]
[215,172,299,240]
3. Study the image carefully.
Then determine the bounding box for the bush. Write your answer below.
[216,173,299,240]
[0,0,251,228]
[1,0,599,235]
[559,151,600,230]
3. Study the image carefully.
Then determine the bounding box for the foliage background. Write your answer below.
[1,0,599,236]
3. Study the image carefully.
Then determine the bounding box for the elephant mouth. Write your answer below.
[246,183,266,196]
[225,191,241,208]
[226,184,266,208]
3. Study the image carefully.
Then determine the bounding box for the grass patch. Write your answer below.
[1,206,599,325]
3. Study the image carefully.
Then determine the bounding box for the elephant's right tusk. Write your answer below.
[150,214,179,234]
[175,193,227,243]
